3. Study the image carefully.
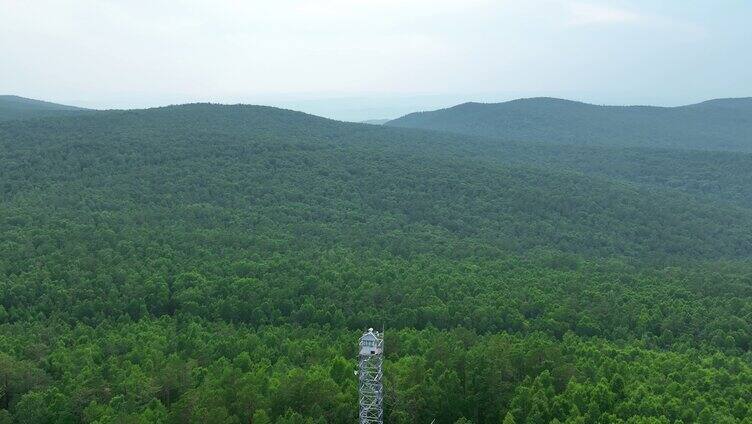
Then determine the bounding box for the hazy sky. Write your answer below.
[1,0,750,120]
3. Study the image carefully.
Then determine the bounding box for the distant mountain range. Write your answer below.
[0,95,90,121]
[359,118,391,125]
[2,94,751,209]
[386,97,752,152]
[2,100,751,260]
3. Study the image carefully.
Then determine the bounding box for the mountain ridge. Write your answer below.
[387,96,752,152]
[2,102,752,261]
[0,94,90,122]
[4,101,752,208]
[411,96,752,112]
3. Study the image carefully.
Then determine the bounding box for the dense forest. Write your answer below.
[2,103,752,423]
[386,97,752,152]
[471,141,752,209]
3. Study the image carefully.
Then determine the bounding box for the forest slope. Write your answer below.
[0,95,90,121]
[386,97,752,152]
[3,105,752,423]
[2,104,751,261]
[472,140,752,208]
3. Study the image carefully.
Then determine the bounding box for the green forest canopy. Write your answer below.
[2,103,752,423]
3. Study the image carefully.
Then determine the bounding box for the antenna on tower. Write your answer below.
[358,327,384,424]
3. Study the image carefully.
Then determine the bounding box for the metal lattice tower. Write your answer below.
[358,328,384,424]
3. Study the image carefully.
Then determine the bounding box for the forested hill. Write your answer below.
[3,103,751,261]
[472,140,752,208]
[386,97,752,152]
[4,104,752,423]
[0,95,90,121]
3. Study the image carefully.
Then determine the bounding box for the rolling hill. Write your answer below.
[386,97,752,152]
[0,95,90,121]
[3,103,752,423]
[2,103,751,261]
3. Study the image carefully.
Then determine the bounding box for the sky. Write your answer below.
[1,0,751,121]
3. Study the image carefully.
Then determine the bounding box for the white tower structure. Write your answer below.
[358,328,384,424]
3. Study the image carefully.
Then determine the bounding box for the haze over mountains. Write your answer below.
[0,95,90,122]
[3,95,752,422]
[387,97,752,152]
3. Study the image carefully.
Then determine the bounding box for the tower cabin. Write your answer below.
[359,328,383,356]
